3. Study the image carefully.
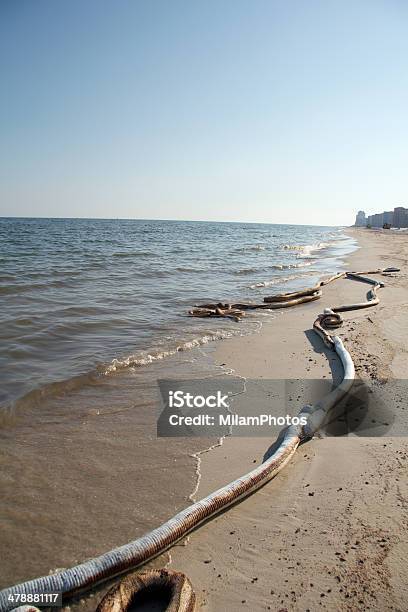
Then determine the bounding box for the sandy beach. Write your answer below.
[167,228,408,611]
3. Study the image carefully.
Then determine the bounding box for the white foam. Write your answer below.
[235,244,266,252]
[281,241,330,258]
[248,271,316,289]
[102,329,242,375]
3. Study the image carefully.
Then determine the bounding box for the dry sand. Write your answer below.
[168,228,408,611]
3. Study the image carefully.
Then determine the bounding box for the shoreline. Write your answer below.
[168,228,408,611]
[0,224,357,595]
[1,226,353,417]
[182,231,360,527]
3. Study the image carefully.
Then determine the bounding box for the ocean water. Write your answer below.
[0,217,356,413]
[0,217,357,590]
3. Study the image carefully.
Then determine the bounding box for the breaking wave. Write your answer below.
[281,242,330,258]
[102,329,241,374]
[247,272,317,290]
[270,261,313,270]
[235,244,266,252]
[235,267,261,275]
[236,261,313,275]
[2,328,246,417]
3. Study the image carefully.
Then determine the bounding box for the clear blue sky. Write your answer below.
[1,1,407,225]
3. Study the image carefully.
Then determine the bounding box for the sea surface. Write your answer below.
[0,217,357,590]
[0,217,356,413]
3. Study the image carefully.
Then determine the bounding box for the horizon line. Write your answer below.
[0,215,346,228]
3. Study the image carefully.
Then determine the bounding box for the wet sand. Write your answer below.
[168,228,408,611]
[0,354,219,591]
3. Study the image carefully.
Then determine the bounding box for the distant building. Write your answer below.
[360,205,408,228]
[393,206,408,228]
[371,213,383,228]
[354,210,366,226]
[382,211,394,225]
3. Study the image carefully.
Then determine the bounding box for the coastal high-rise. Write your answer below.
[354,211,366,226]
[393,206,408,228]
[362,206,408,228]
[382,211,394,225]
